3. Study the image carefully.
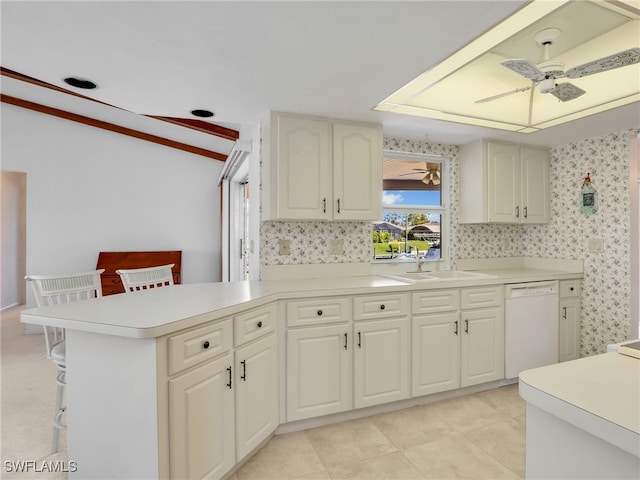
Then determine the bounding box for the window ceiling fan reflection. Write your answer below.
[398,162,441,186]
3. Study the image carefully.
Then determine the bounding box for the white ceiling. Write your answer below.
[2,1,639,148]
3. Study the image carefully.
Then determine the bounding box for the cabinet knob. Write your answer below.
[380,304,385,310]
[203,341,210,349]
[256,321,263,328]
[570,287,574,291]
[317,309,323,316]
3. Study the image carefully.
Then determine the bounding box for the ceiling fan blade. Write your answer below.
[475,85,532,104]
[550,82,586,102]
[565,48,640,79]
[501,59,546,81]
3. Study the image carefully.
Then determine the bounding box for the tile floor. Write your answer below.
[2,306,526,480]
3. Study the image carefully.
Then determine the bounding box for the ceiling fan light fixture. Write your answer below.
[539,78,556,94]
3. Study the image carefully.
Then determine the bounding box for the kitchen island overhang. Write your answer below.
[519,353,640,479]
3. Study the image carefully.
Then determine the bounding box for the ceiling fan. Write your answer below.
[400,163,441,185]
[476,28,640,104]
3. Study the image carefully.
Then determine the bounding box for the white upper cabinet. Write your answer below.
[459,140,550,224]
[266,112,382,221]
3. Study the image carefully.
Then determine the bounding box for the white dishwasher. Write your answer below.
[504,281,559,379]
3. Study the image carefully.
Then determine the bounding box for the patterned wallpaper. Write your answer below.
[524,129,639,355]
[261,129,639,355]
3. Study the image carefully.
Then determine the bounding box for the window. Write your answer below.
[373,151,447,264]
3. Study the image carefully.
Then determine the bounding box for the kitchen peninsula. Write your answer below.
[519,353,640,479]
[21,261,584,479]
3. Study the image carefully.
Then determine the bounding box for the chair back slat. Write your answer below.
[25,269,104,361]
[116,264,175,293]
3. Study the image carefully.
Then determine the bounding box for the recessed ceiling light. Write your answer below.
[63,76,98,89]
[191,109,215,118]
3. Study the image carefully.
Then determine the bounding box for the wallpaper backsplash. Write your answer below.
[261,129,639,355]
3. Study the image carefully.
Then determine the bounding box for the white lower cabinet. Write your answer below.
[169,352,235,480]
[460,287,504,387]
[412,287,504,396]
[286,323,352,421]
[412,311,460,396]
[559,280,582,362]
[353,317,410,408]
[165,303,279,480]
[285,293,410,421]
[234,333,278,460]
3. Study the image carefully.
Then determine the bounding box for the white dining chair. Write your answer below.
[24,269,104,453]
[116,264,175,293]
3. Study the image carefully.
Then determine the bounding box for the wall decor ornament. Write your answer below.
[580,173,597,216]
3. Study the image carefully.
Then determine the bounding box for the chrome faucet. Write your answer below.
[416,256,425,272]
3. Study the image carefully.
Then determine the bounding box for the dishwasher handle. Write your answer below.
[505,281,558,298]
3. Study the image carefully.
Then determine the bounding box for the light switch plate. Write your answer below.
[279,239,291,255]
[587,238,604,253]
[330,239,344,255]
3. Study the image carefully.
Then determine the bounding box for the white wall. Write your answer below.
[1,103,224,305]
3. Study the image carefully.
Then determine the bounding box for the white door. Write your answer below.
[286,324,352,421]
[275,114,331,220]
[559,298,580,362]
[461,307,504,387]
[412,312,460,396]
[353,317,410,408]
[521,147,550,224]
[235,334,278,460]
[487,142,520,223]
[169,354,235,480]
[332,122,382,220]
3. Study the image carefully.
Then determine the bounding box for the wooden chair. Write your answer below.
[24,269,104,453]
[116,264,175,293]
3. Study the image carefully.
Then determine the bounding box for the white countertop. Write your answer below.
[21,265,582,339]
[519,352,640,456]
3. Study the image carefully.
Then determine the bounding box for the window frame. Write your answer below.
[373,150,449,266]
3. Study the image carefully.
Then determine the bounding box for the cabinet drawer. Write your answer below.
[559,279,581,298]
[287,297,351,327]
[461,286,502,310]
[234,303,277,347]
[353,293,409,320]
[412,289,460,314]
[168,320,232,376]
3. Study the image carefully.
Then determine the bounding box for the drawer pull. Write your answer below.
[380,304,385,310]
[256,321,263,328]
[226,366,232,389]
[357,331,362,348]
[317,310,323,316]
[454,320,459,335]
[203,341,210,349]
[344,333,348,350]
[465,319,469,334]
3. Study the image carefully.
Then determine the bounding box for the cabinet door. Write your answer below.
[235,334,278,461]
[412,312,460,397]
[286,324,352,421]
[521,147,550,224]
[275,114,331,220]
[559,298,581,362]
[460,307,504,387]
[332,122,382,220]
[169,354,235,480]
[353,317,410,408]
[487,142,520,223]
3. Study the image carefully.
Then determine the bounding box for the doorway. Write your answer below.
[1,171,27,310]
